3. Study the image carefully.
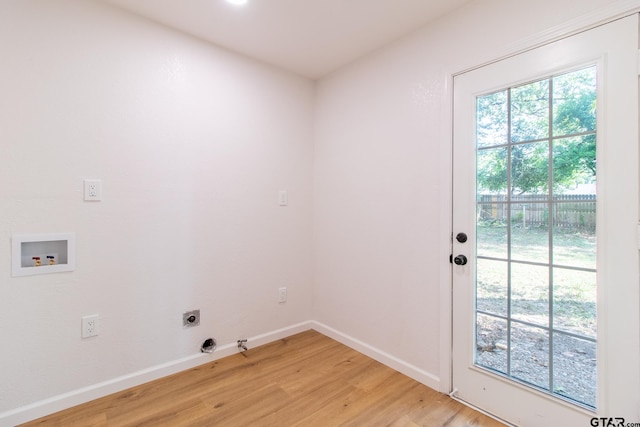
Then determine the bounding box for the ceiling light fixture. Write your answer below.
[225,0,248,5]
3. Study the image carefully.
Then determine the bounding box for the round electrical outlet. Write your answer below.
[182,310,200,327]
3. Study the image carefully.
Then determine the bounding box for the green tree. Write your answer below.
[476,67,596,195]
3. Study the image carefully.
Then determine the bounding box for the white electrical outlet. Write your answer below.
[278,287,287,303]
[84,179,102,201]
[82,314,99,338]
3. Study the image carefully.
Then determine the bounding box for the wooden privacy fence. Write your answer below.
[477,194,596,230]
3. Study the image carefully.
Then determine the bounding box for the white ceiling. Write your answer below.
[101,0,474,79]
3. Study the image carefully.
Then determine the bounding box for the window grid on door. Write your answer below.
[474,66,597,408]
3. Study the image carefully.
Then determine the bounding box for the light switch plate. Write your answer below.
[279,190,288,206]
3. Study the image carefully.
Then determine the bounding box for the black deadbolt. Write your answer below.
[456,233,468,243]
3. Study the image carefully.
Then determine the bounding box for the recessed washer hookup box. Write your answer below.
[11,233,76,277]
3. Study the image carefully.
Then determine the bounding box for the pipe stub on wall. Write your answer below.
[201,337,217,353]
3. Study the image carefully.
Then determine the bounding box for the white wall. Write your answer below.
[3,0,639,424]
[0,0,314,420]
[313,0,638,392]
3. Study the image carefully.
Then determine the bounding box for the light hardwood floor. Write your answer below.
[21,330,504,426]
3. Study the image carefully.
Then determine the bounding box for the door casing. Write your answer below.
[447,14,640,425]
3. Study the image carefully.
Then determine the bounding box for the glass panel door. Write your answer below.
[451,14,639,426]
[475,67,597,408]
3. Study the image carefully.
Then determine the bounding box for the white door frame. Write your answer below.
[440,1,640,416]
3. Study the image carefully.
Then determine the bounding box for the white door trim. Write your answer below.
[440,0,640,399]
[454,1,640,77]
[448,14,639,425]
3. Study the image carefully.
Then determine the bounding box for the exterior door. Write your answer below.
[452,15,639,426]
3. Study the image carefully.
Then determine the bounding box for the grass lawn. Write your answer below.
[476,224,596,338]
[474,224,597,407]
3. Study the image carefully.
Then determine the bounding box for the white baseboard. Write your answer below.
[0,321,313,427]
[1,320,441,426]
[310,321,441,391]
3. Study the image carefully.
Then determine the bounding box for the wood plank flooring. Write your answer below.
[21,330,504,426]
